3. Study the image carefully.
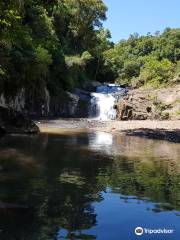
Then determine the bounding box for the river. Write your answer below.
[0,130,179,239]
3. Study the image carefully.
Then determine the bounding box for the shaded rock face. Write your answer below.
[0,106,39,134]
[0,87,91,118]
[116,86,180,120]
[24,87,50,117]
[0,89,25,112]
[0,126,6,134]
[48,90,91,118]
[82,81,101,92]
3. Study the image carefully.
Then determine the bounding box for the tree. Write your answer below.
[103,28,180,87]
[137,57,174,87]
[62,0,107,52]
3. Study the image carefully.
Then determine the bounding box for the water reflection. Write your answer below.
[0,133,179,239]
[90,132,113,146]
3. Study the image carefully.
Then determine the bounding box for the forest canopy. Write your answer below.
[104,28,180,88]
[0,0,111,96]
[0,0,180,98]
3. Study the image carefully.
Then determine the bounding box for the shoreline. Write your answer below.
[37,119,180,143]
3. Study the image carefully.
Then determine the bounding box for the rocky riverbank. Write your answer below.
[0,106,39,134]
[0,82,101,118]
[116,85,180,120]
[37,119,180,143]
[0,82,179,136]
[103,120,180,143]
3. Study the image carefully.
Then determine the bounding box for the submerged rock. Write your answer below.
[124,129,180,143]
[0,106,39,134]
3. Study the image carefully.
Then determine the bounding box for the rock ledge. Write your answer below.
[0,106,39,134]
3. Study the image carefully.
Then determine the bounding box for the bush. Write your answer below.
[136,57,174,87]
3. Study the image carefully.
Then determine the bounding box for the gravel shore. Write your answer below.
[103,120,180,132]
[37,119,180,142]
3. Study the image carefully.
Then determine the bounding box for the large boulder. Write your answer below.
[116,93,155,120]
[0,106,39,134]
[82,81,101,92]
[48,90,91,118]
[116,85,180,120]
[0,87,91,118]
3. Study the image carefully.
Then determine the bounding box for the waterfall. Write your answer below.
[89,84,125,120]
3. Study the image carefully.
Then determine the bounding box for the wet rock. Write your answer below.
[74,88,91,101]
[124,129,180,143]
[0,106,39,134]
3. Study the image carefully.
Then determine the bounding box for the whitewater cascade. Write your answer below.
[89,84,125,120]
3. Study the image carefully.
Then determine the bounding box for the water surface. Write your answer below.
[0,131,179,240]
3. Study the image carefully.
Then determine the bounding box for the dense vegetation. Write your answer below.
[0,0,112,98]
[0,0,180,100]
[104,28,180,88]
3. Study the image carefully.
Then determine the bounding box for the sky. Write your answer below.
[103,0,180,43]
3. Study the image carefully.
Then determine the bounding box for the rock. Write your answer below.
[82,81,101,92]
[48,90,90,118]
[1,87,91,118]
[0,85,91,118]
[116,95,155,120]
[0,106,39,134]
[0,89,25,112]
[0,87,50,118]
[25,87,50,117]
[116,85,180,120]
[124,129,180,143]
[170,76,180,84]
[0,126,6,134]
[74,88,91,100]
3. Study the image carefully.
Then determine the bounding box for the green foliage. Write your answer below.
[35,46,52,68]
[104,28,180,88]
[1,0,179,96]
[175,110,180,116]
[65,51,92,68]
[0,0,109,95]
[174,61,180,77]
[137,57,174,87]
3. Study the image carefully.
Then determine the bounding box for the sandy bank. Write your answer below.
[104,120,180,142]
[37,119,180,142]
[99,120,180,131]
